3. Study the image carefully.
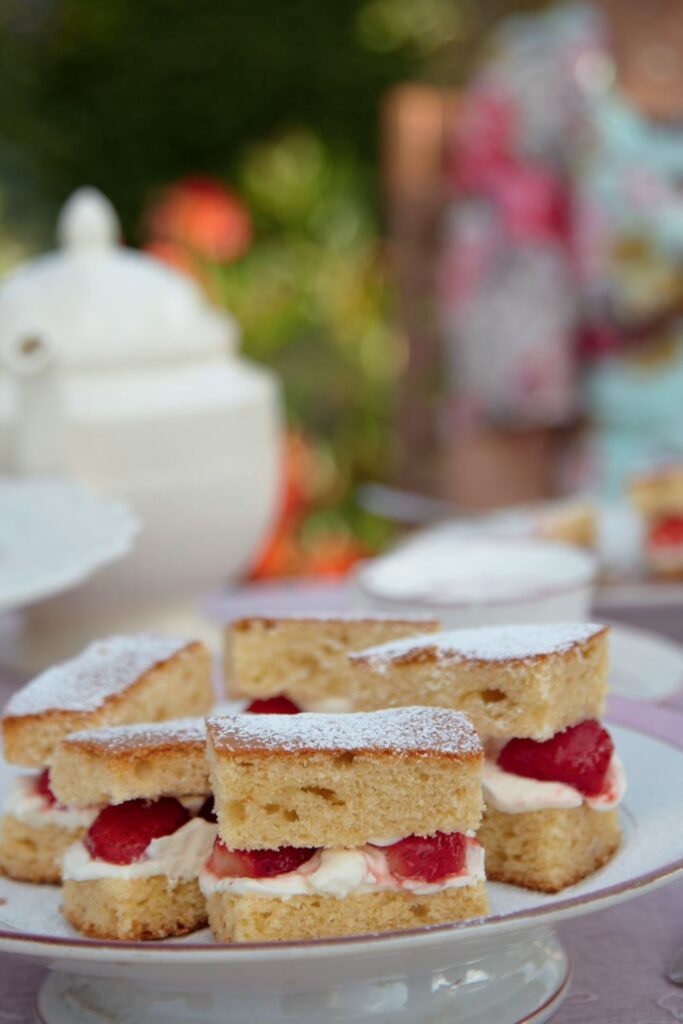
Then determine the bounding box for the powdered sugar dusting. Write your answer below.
[208,706,482,758]
[3,635,192,718]
[63,717,206,753]
[351,623,606,668]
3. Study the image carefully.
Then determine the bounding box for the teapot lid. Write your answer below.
[0,187,238,369]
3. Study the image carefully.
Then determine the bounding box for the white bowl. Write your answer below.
[353,534,597,629]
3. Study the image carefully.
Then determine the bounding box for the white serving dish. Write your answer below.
[1,722,681,1024]
[459,498,683,611]
[0,477,138,614]
[0,188,281,667]
[352,535,597,629]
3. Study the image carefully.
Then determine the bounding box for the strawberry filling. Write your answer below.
[648,516,683,549]
[245,695,301,714]
[84,797,191,865]
[206,839,316,878]
[206,832,469,885]
[497,719,614,797]
[376,832,467,884]
[35,768,57,807]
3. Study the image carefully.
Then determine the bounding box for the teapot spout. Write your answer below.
[1,335,65,475]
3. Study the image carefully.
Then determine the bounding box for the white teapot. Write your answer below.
[0,187,281,663]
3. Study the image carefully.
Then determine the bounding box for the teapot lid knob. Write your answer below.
[57,187,121,251]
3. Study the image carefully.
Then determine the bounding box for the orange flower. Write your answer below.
[303,533,366,578]
[143,239,201,280]
[145,177,252,263]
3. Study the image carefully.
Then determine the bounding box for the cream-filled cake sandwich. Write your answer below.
[0,634,213,883]
[225,614,440,713]
[629,464,683,577]
[532,498,596,550]
[53,718,216,940]
[349,623,623,892]
[200,706,488,941]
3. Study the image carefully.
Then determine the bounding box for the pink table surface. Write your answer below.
[0,581,682,1022]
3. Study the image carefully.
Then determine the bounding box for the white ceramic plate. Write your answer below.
[0,477,139,613]
[489,499,683,608]
[2,724,680,954]
[608,622,683,701]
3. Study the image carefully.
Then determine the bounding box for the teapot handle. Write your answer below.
[0,335,65,475]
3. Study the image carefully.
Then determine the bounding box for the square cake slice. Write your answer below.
[201,706,488,941]
[2,634,214,768]
[628,464,683,578]
[349,623,609,740]
[0,634,213,884]
[57,719,215,941]
[225,614,440,712]
[350,622,623,892]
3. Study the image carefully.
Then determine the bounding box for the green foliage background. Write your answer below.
[0,0,545,561]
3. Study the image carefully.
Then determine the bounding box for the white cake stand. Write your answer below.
[1,723,681,1024]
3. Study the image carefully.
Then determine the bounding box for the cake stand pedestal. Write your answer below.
[36,926,569,1024]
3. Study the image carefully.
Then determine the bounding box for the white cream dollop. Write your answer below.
[62,817,217,884]
[4,775,99,831]
[482,753,626,814]
[199,837,484,900]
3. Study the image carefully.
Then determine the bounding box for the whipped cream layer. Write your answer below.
[63,817,217,884]
[482,753,626,814]
[4,776,99,830]
[200,836,484,900]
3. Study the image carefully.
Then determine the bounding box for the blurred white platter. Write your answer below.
[382,499,683,610]
[0,477,139,614]
[608,622,683,701]
[489,499,683,607]
[0,723,681,1024]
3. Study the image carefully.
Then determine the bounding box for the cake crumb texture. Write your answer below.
[225,615,440,703]
[207,709,483,850]
[350,625,609,740]
[0,814,85,884]
[477,804,620,892]
[50,718,209,807]
[206,881,488,941]
[61,876,207,940]
[2,638,213,767]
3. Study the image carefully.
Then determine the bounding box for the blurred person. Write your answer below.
[440,0,683,510]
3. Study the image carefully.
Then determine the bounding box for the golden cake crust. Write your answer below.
[629,464,683,517]
[62,876,207,940]
[2,637,213,767]
[0,813,84,884]
[225,614,440,706]
[477,804,620,892]
[349,624,609,740]
[231,614,440,631]
[207,708,483,850]
[206,880,488,942]
[50,719,210,807]
[206,706,482,760]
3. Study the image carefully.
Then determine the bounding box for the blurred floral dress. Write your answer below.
[439,2,683,494]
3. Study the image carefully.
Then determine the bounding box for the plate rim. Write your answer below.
[0,721,681,962]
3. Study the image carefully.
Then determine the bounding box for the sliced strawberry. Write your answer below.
[497,719,614,797]
[380,832,467,884]
[85,797,191,865]
[35,768,57,807]
[649,516,683,548]
[198,796,217,822]
[245,695,301,714]
[206,838,316,878]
